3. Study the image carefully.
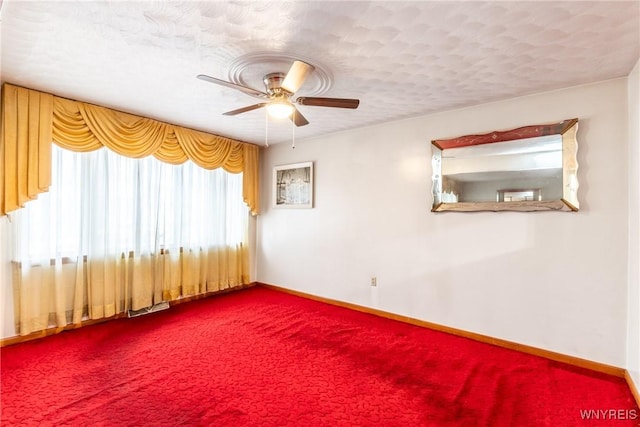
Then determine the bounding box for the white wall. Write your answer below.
[627,58,640,391]
[258,78,630,367]
[0,74,16,338]
[0,216,16,338]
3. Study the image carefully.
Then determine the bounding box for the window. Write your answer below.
[12,145,247,264]
[8,144,250,335]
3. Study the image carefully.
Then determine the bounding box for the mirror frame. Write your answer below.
[431,118,579,212]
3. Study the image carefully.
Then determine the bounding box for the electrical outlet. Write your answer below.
[370,277,377,287]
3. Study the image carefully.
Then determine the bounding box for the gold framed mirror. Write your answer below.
[431,118,579,212]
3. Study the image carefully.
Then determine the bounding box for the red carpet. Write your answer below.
[1,287,638,426]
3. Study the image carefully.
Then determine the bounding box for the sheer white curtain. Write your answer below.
[8,145,248,335]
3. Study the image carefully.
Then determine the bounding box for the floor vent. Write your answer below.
[127,301,170,318]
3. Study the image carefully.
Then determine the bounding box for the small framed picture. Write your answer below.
[273,162,314,208]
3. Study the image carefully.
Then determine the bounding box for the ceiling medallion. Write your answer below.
[227,52,333,97]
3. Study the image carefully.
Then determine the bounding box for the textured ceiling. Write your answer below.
[1,1,639,145]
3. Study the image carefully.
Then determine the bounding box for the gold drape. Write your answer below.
[1,83,260,215]
[1,85,53,215]
[12,245,249,336]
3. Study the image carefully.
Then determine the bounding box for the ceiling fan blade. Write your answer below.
[197,74,268,99]
[223,103,268,116]
[281,61,315,94]
[296,97,360,109]
[290,106,309,127]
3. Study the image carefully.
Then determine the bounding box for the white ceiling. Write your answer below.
[1,1,638,145]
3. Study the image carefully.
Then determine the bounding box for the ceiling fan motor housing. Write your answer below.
[263,72,290,96]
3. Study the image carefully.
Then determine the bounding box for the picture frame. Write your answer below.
[273,162,314,208]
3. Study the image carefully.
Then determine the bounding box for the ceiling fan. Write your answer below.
[197,60,359,127]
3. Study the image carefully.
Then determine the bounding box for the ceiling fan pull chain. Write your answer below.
[292,110,296,149]
[264,110,269,147]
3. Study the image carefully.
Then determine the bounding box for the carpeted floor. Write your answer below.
[1,286,638,426]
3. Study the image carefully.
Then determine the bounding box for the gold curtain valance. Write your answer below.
[1,83,260,215]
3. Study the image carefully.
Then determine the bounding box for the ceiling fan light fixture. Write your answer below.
[266,100,294,119]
